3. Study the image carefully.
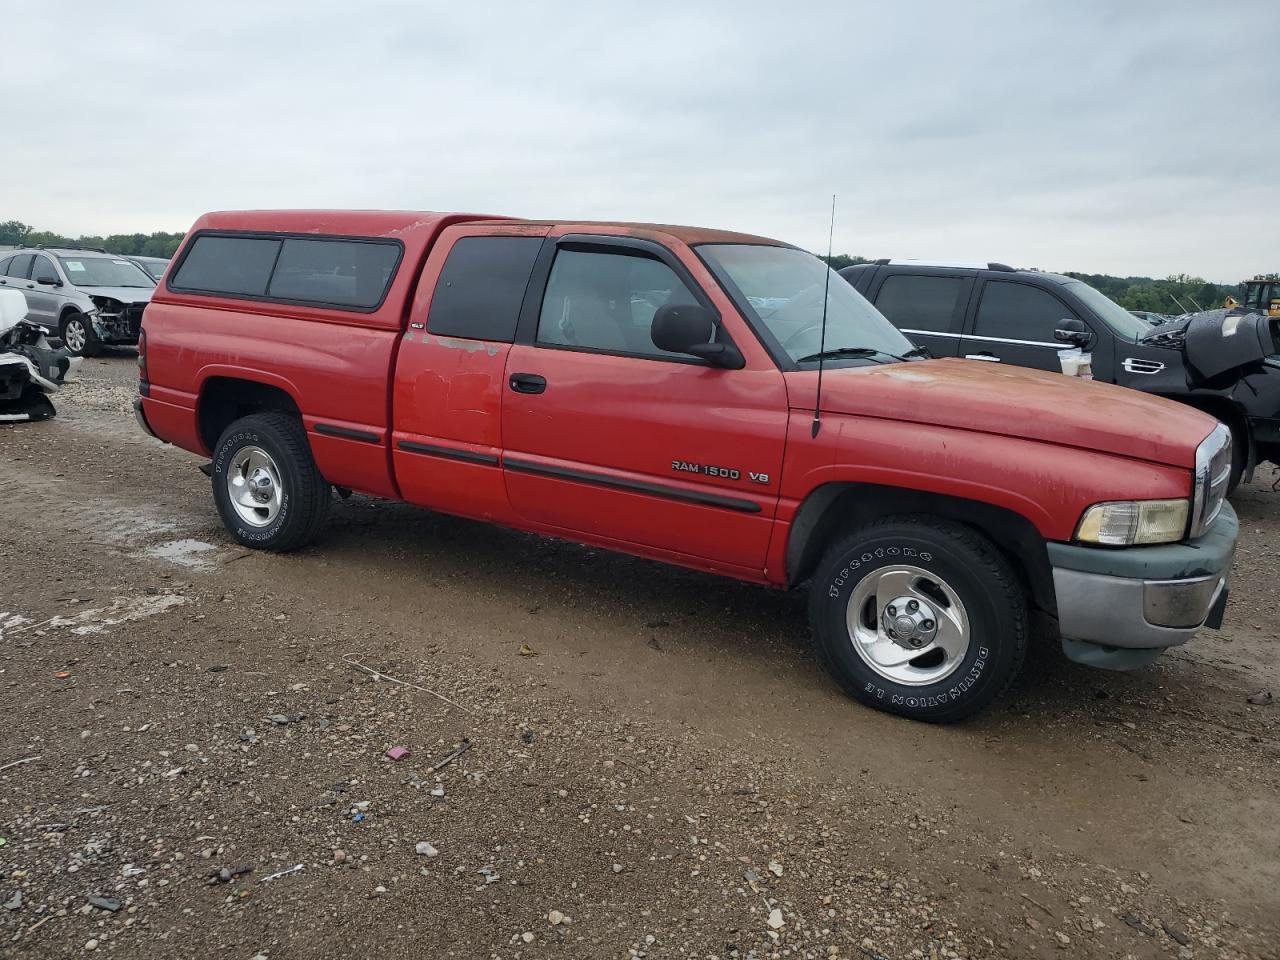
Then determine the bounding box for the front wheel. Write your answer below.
[808,516,1028,723]
[61,312,97,357]
[211,413,330,551]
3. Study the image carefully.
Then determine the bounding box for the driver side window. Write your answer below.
[32,256,59,283]
[535,248,706,360]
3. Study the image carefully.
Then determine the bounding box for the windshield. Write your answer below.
[699,244,914,364]
[1062,280,1149,339]
[58,256,155,288]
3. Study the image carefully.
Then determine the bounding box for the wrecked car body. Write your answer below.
[0,289,79,422]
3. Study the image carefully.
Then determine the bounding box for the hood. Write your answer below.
[82,286,154,306]
[800,358,1215,468]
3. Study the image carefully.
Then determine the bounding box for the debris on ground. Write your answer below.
[261,864,305,882]
[1247,688,1273,705]
[429,738,472,772]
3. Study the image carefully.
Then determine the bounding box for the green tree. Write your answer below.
[0,220,32,246]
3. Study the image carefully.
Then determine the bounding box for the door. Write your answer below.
[961,279,1092,372]
[501,235,788,571]
[391,222,550,522]
[24,255,62,328]
[867,271,973,358]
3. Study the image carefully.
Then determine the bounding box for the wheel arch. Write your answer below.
[197,374,303,453]
[785,482,1056,615]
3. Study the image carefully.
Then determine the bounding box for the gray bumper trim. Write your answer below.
[133,398,160,441]
[1049,501,1236,655]
[1053,568,1228,650]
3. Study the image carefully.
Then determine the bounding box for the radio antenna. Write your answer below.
[811,194,836,439]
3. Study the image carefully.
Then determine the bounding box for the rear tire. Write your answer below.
[61,312,98,357]
[211,413,329,551]
[808,515,1028,723]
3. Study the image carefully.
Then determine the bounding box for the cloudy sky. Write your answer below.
[7,1,1277,281]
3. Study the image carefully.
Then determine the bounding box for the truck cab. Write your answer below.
[136,211,1237,723]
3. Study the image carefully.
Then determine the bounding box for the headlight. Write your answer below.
[1076,499,1189,545]
[1190,423,1232,537]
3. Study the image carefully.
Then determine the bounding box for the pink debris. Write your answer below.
[386,746,410,761]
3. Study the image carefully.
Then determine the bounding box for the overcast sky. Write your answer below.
[7,1,1277,281]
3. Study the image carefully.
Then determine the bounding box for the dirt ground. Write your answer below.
[0,353,1276,960]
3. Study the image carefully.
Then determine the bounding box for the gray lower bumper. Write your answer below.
[1048,503,1237,669]
[1053,567,1227,647]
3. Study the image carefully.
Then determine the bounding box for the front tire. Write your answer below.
[808,516,1028,723]
[211,413,329,551]
[61,312,98,357]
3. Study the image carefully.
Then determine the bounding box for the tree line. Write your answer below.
[820,254,1248,316]
[0,220,184,258]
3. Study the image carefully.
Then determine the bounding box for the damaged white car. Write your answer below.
[0,288,80,422]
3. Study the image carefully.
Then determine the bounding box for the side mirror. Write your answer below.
[651,304,744,369]
[1054,317,1091,348]
[36,275,61,287]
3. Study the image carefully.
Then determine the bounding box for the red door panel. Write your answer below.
[501,345,788,568]
[391,333,512,521]
[390,222,550,523]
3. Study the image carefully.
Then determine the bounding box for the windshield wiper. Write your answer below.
[901,345,931,359]
[795,346,907,363]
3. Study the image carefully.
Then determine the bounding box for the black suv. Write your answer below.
[840,260,1280,489]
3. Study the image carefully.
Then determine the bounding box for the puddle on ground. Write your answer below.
[141,538,219,569]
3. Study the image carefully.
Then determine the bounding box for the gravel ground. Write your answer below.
[0,355,1276,959]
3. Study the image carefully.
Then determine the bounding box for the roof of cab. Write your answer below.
[188,210,504,239]
[477,220,791,247]
[186,211,789,248]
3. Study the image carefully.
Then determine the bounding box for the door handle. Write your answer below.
[509,373,547,395]
[964,353,1002,362]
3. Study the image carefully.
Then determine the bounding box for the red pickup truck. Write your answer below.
[136,210,1236,722]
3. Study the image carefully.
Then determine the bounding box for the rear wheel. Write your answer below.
[211,413,329,551]
[808,516,1028,723]
[61,312,97,357]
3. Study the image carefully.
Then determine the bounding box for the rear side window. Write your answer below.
[973,281,1076,342]
[5,254,32,279]
[426,236,542,342]
[170,233,402,310]
[172,236,279,296]
[875,275,967,333]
